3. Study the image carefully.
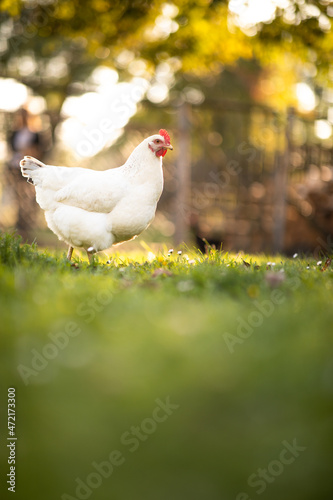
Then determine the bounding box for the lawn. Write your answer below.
[0,231,332,500]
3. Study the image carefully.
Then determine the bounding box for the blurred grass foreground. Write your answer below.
[0,232,333,500]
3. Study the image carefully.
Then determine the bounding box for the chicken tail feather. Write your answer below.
[20,156,46,185]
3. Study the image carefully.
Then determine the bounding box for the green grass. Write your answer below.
[0,231,333,500]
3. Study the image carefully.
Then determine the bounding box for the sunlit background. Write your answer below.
[1,0,333,253]
[1,1,331,155]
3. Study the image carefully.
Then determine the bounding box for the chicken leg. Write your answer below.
[87,246,96,264]
[67,246,74,260]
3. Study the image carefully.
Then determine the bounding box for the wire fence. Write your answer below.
[1,103,333,254]
[166,102,333,254]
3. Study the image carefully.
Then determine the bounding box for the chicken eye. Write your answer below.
[155,139,161,143]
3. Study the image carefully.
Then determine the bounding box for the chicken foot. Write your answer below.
[66,245,95,263]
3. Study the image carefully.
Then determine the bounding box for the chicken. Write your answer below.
[20,130,173,261]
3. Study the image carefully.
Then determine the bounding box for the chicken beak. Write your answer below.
[164,144,173,150]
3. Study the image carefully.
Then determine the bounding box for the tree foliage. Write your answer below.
[0,0,332,109]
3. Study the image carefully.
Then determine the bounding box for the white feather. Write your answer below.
[20,135,167,252]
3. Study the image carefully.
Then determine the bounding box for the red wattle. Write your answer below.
[156,148,167,157]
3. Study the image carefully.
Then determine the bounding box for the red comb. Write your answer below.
[159,129,171,145]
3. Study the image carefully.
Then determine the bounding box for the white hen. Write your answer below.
[20,130,173,261]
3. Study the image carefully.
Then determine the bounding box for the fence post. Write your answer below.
[272,107,294,253]
[174,101,191,246]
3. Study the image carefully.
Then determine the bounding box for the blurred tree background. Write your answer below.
[1,0,333,252]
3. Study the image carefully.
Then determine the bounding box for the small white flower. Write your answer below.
[293,253,298,258]
[271,262,276,266]
[147,251,156,261]
[168,249,174,254]
[306,266,310,269]
[317,261,322,266]
[178,250,182,255]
